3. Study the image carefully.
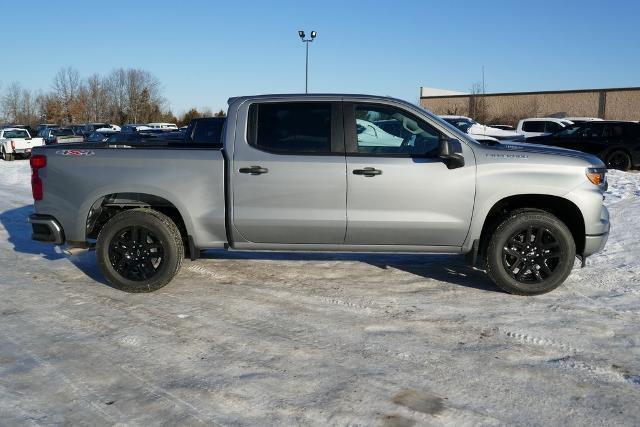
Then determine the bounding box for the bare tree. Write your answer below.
[469,81,488,124]
[52,67,81,123]
[86,73,108,122]
[0,82,38,125]
[3,66,171,126]
[1,82,22,123]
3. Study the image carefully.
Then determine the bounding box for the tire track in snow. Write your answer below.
[497,328,579,353]
[547,357,640,386]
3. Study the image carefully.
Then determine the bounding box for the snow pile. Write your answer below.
[0,160,639,425]
[570,170,640,301]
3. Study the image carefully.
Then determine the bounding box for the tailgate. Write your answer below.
[58,136,84,143]
[10,138,37,150]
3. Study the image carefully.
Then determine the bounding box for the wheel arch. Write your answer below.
[477,194,586,259]
[85,192,190,249]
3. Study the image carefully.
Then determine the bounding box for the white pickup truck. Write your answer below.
[0,128,45,161]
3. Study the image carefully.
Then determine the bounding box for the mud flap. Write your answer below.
[465,239,479,267]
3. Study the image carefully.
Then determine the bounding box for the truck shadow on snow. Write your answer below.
[1,205,499,292]
[0,205,108,285]
[199,250,500,293]
[0,205,67,261]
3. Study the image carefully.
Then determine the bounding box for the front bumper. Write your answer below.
[28,214,65,244]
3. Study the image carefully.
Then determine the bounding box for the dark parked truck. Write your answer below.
[29,94,610,295]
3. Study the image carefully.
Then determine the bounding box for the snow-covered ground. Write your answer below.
[0,160,638,425]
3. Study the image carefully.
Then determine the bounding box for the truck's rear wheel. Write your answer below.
[486,210,575,295]
[97,208,184,292]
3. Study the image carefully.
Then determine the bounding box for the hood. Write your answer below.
[469,123,521,139]
[493,141,604,166]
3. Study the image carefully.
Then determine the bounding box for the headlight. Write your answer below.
[586,167,606,186]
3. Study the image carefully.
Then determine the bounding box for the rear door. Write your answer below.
[343,102,476,247]
[231,101,347,244]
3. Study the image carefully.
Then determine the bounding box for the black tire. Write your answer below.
[2,148,14,161]
[606,150,631,171]
[96,208,184,292]
[486,210,576,296]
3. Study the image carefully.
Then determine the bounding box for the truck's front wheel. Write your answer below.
[1,148,14,161]
[486,210,575,295]
[97,208,184,292]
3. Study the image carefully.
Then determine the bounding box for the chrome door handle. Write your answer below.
[353,167,382,177]
[239,166,268,175]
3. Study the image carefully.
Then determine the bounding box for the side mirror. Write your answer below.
[438,138,465,169]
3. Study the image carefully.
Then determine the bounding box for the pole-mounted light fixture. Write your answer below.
[298,29,317,94]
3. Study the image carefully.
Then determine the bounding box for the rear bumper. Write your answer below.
[583,232,609,257]
[28,214,65,244]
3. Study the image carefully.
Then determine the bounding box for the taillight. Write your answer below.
[30,155,46,201]
[53,137,58,144]
[10,140,15,150]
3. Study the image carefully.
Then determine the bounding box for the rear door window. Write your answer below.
[522,121,546,132]
[248,102,333,153]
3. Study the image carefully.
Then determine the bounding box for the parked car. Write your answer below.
[1,124,38,137]
[70,125,86,136]
[36,124,59,135]
[42,128,85,145]
[517,118,574,139]
[147,122,178,130]
[29,94,609,296]
[105,132,158,144]
[526,120,640,170]
[85,130,118,143]
[440,115,525,142]
[121,124,152,133]
[181,117,226,145]
[564,117,603,125]
[0,128,44,160]
[489,124,516,131]
[81,123,119,137]
[116,118,225,144]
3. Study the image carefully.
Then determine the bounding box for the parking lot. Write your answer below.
[0,160,638,425]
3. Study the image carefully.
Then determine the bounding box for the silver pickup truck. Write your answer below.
[28,94,610,295]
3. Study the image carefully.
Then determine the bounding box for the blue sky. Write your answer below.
[4,0,639,114]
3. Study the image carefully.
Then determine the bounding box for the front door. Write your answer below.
[344,102,476,247]
[231,101,347,244]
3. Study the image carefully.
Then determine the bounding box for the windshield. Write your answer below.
[555,125,582,137]
[442,118,474,133]
[3,130,29,138]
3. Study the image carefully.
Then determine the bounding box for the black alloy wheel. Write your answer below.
[97,208,184,292]
[486,210,576,295]
[502,225,562,284]
[108,225,165,281]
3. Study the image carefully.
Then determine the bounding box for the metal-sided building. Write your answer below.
[420,86,640,124]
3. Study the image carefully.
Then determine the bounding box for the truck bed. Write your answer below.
[32,143,227,248]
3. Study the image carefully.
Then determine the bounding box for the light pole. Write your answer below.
[298,30,317,94]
